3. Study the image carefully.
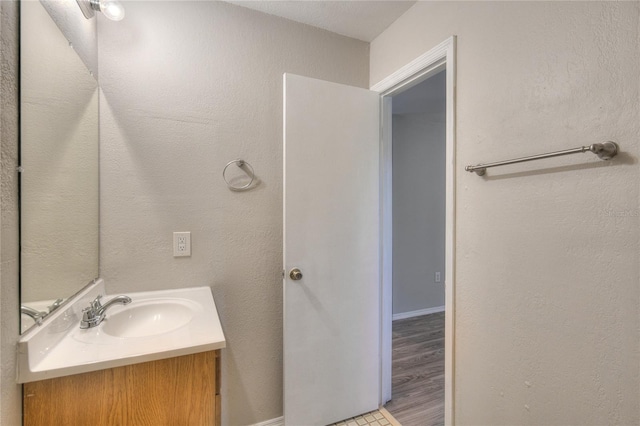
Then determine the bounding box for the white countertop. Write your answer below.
[17,280,226,383]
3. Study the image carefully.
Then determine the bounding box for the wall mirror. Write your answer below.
[20,0,99,333]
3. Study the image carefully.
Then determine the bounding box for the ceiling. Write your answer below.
[224,1,417,42]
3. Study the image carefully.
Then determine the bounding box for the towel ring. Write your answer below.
[223,159,255,190]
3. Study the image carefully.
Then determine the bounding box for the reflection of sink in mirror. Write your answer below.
[101,299,200,338]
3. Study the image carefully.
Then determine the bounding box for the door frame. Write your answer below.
[371,36,457,425]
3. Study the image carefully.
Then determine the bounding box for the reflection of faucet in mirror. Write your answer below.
[20,306,47,325]
[80,295,132,329]
[47,298,64,314]
[21,298,65,327]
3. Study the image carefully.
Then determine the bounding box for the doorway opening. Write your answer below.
[373,37,456,426]
[385,70,446,425]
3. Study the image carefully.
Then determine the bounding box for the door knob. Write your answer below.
[289,268,303,280]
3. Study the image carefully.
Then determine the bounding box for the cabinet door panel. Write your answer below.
[24,351,218,426]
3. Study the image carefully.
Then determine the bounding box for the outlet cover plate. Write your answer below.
[173,232,191,257]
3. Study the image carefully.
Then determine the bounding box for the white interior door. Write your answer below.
[283,73,380,426]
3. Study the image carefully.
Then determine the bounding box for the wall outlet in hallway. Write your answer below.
[173,232,191,257]
[435,272,441,283]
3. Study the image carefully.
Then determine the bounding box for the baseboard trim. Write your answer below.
[379,407,402,426]
[392,305,445,321]
[250,416,284,426]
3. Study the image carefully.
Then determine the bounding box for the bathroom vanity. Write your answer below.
[24,351,221,425]
[18,280,225,426]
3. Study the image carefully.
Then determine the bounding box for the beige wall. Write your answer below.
[372,2,639,424]
[0,1,21,424]
[97,2,369,424]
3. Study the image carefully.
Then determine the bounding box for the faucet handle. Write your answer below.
[82,306,97,321]
[80,302,103,329]
[90,295,103,311]
[82,295,103,322]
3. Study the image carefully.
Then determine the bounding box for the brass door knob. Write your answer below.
[289,268,303,280]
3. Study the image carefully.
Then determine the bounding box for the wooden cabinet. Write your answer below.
[24,350,221,426]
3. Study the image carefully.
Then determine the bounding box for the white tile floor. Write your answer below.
[330,408,401,426]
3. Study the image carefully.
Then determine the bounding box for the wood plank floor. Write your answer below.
[384,312,445,426]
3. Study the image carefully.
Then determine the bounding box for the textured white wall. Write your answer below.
[372,2,639,424]
[0,1,21,424]
[392,111,446,314]
[98,2,368,424]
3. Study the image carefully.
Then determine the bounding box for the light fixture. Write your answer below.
[76,0,125,21]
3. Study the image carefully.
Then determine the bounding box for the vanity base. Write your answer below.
[24,350,220,426]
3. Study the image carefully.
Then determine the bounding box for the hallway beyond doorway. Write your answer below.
[385,313,445,425]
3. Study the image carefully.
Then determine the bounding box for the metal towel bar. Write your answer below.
[465,141,619,176]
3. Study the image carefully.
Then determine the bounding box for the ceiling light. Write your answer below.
[76,0,125,21]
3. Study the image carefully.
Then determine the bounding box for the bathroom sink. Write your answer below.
[102,299,198,338]
[17,281,226,383]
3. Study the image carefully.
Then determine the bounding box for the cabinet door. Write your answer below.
[24,351,219,425]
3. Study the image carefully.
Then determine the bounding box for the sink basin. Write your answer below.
[102,299,199,338]
[17,282,226,383]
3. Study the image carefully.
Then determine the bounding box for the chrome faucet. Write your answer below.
[80,294,132,329]
[21,306,47,325]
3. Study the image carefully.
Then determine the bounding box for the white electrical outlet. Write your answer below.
[173,232,191,257]
[435,272,441,283]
